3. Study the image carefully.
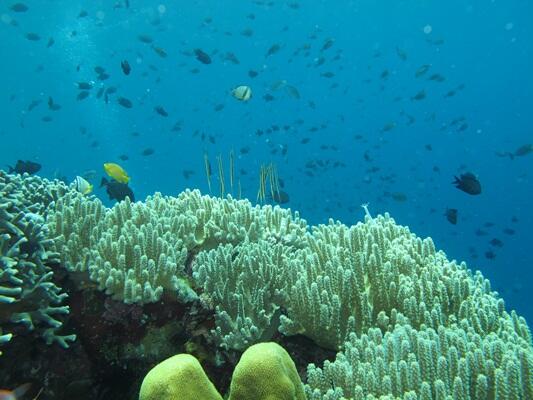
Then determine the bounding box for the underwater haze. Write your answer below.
[2,0,532,328]
[0,0,532,397]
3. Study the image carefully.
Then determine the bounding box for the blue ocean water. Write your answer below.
[0,0,531,329]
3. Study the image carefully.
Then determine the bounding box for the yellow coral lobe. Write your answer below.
[139,354,222,400]
[103,162,130,183]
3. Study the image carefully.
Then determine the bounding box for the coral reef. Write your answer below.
[1,171,532,399]
[0,172,75,355]
[48,189,307,304]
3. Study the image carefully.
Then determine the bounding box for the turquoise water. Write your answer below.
[1,0,531,330]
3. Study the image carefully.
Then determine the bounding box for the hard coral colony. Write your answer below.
[0,171,531,399]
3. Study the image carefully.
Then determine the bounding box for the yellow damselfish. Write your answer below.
[103,162,130,184]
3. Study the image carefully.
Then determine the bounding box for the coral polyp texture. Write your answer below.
[1,171,531,399]
[0,171,75,354]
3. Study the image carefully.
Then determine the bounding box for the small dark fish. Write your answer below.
[100,177,134,202]
[96,87,105,99]
[428,73,445,82]
[214,104,224,112]
[78,10,88,18]
[514,144,533,157]
[141,148,154,156]
[10,3,29,12]
[154,106,168,117]
[321,38,334,51]
[411,90,426,101]
[183,170,195,179]
[27,99,41,111]
[117,97,133,108]
[152,46,167,58]
[489,238,504,247]
[105,86,117,95]
[485,250,496,260]
[223,52,239,64]
[121,60,131,75]
[503,228,515,235]
[77,91,90,101]
[453,172,481,195]
[396,47,407,61]
[47,37,55,47]
[8,160,41,175]
[94,66,105,74]
[445,208,458,225]
[25,32,41,41]
[265,43,281,57]
[263,93,274,102]
[194,48,211,64]
[41,115,52,122]
[270,190,289,204]
[97,72,110,81]
[320,72,335,78]
[119,154,129,161]
[415,64,430,78]
[138,34,154,44]
[248,70,258,78]
[77,82,92,90]
[47,96,61,111]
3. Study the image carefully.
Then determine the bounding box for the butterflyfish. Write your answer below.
[232,85,252,101]
[73,176,93,195]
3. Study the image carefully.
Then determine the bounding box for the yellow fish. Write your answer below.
[103,162,130,184]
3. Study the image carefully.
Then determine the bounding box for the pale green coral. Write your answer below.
[193,241,288,350]
[48,189,307,304]
[33,172,533,399]
[305,322,533,400]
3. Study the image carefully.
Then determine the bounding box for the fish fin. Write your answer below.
[13,383,32,398]
[100,177,108,188]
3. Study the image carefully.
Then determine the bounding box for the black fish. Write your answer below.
[194,48,211,64]
[10,3,29,12]
[100,177,134,202]
[154,106,168,117]
[8,160,41,175]
[77,91,90,101]
[121,60,131,75]
[47,97,61,111]
[141,148,154,156]
[453,172,481,195]
[117,97,133,108]
[25,32,41,42]
[445,208,458,225]
[270,190,290,204]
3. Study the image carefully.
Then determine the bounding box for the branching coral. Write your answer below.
[0,174,75,354]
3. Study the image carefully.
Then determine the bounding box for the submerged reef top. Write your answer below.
[0,170,531,399]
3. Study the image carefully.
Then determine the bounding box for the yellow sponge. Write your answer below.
[228,342,305,400]
[139,353,222,400]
